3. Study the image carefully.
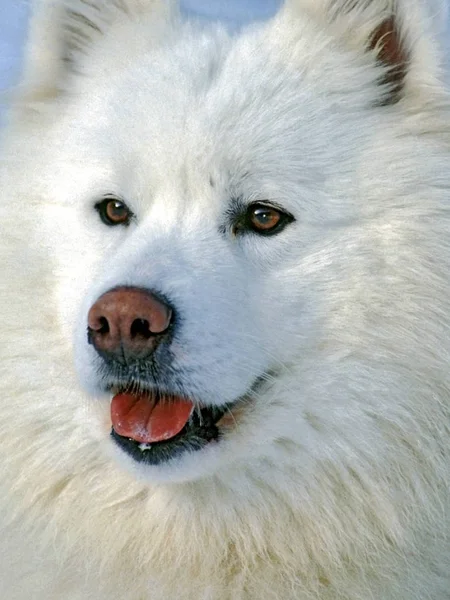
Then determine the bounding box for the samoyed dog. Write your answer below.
[0,0,449,598]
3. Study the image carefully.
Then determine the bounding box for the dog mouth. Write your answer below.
[109,388,233,466]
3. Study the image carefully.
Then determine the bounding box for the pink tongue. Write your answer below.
[111,393,194,443]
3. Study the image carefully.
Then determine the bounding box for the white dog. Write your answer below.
[0,0,449,598]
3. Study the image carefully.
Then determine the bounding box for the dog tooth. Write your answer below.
[138,443,152,452]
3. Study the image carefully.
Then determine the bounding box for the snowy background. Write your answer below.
[0,0,30,94]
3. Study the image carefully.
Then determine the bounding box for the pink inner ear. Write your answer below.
[369,17,409,105]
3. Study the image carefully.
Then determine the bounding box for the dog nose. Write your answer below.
[87,287,173,361]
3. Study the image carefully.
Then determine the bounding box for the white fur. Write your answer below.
[1,0,450,598]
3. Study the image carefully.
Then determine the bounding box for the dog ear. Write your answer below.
[19,0,172,102]
[286,0,448,105]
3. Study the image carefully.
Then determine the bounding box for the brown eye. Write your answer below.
[250,206,281,232]
[245,203,293,236]
[95,198,133,227]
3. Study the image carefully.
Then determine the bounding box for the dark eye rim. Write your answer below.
[94,196,134,227]
[234,201,295,237]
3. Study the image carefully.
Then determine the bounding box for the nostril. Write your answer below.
[88,313,110,335]
[97,317,110,335]
[130,318,152,339]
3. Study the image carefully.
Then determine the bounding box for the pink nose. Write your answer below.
[87,287,173,360]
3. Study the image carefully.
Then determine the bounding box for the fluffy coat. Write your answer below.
[0,0,449,598]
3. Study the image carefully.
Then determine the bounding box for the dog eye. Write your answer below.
[95,198,133,227]
[245,203,294,236]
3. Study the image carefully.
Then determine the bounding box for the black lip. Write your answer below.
[111,403,228,466]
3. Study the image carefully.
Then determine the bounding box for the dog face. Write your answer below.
[37,33,327,481]
[5,0,448,484]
